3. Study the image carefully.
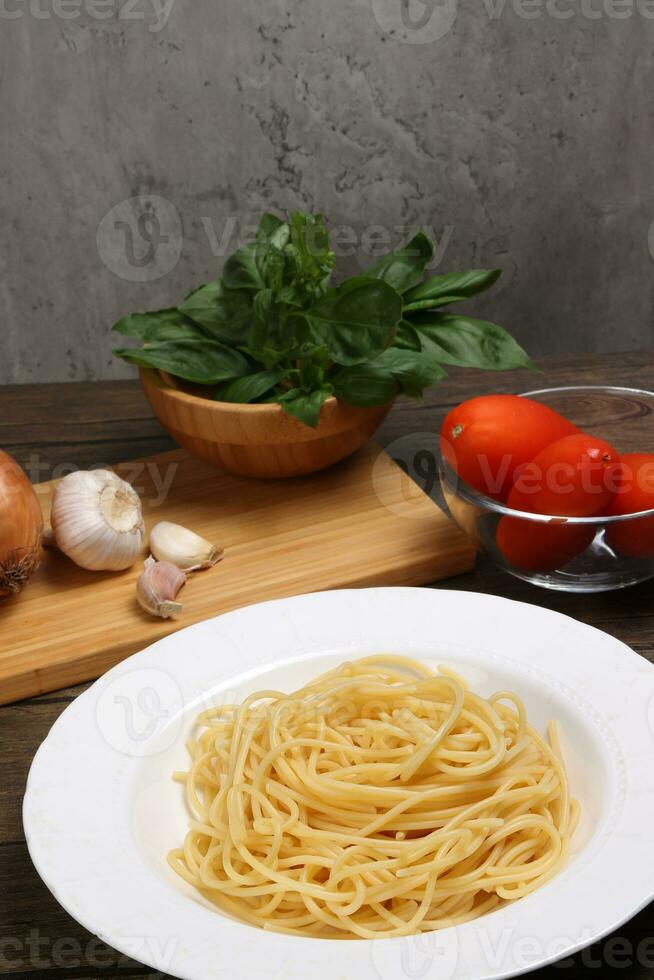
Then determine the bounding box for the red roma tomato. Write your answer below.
[606,453,654,557]
[496,475,595,572]
[511,433,621,517]
[495,434,619,572]
[496,515,594,573]
[440,395,577,502]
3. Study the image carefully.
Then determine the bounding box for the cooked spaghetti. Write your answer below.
[168,655,579,938]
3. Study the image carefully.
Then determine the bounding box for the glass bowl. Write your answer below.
[439,386,654,592]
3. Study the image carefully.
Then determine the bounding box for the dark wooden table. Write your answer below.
[2,350,654,979]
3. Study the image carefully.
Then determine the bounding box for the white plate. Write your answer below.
[24,588,654,980]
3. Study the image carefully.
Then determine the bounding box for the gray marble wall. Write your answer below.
[2,0,653,384]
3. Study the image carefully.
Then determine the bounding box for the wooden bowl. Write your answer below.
[140,369,393,478]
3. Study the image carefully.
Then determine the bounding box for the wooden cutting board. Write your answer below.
[0,444,475,704]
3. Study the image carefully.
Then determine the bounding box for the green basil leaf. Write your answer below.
[216,369,285,403]
[394,319,422,351]
[404,269,501,307]
[331,363,399,407]
[374,347,446,398]
[246,345,288,370]
[303,277,403,366]
[263,247,286,291]
[112,308,204,342]
[363,231,434,294]
[407,313,535,371]
[223,242,268,291]
[113,339,252,385]
[275,284,303,306]
[298,344,330,391]
[403,295,470,312]
[332,346,444,404]
[246,301,302,368]
[178,280,252,343]
[287,211,335,285]
[258,389,286,403]
[257,213,290,250]
[277,387,332,428]
[253,289,274,321]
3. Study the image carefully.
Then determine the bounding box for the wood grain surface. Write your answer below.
[0,443,474,704]
[2,350,654,979]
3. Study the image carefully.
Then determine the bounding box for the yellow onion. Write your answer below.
[0,450,43,597]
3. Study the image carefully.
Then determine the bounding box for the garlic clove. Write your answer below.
[137,557,186,619]
[149,521,223,571]
[51,469,145,571]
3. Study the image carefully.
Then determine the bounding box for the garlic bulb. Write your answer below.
[137,557,186,618]
[51,469,145,571]
[150,521,223,571]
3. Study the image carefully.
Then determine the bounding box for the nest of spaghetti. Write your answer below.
[169,655,579,939]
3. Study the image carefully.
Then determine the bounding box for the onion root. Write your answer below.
[0,549,41,597]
